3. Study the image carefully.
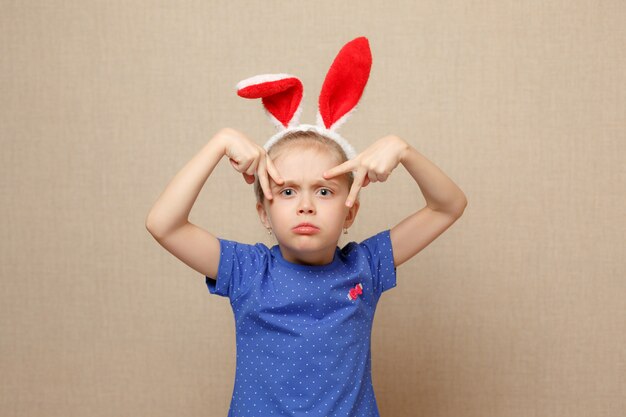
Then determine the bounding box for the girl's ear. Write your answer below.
[256,201,271,228]
[344,199,360,228]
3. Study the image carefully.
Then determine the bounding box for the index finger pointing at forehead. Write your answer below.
[265,154,284,185]
[323,159,356,179]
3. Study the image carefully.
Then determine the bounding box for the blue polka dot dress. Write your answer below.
[205,229,397,416]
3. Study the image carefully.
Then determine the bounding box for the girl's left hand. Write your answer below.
[323,135,409,207]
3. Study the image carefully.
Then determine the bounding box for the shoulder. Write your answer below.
[207,238,272,300]
[217,237,272,261]
[217,237,271,250]
[340,229,392,259]
[340,229,397,296]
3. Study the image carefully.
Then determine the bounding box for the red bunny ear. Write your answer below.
[318,37,372,131]
[236,74,304,130]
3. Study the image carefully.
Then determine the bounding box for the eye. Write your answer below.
[318,188,333,196]
[279,188,294,196]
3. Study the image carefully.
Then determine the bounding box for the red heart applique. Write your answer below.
[348,283,363,300]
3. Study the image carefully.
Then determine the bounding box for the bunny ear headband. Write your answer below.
[235,36,373,160]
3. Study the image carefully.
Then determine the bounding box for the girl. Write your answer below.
[146,37,466,417]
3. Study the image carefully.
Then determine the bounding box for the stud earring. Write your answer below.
[343,227,348,234]
[267,227,272,235]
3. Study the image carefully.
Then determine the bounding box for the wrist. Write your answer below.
[209,128,231,156]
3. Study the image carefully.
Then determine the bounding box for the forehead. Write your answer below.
[270,146,347,186]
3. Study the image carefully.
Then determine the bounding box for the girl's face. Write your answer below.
[256,145,360,265]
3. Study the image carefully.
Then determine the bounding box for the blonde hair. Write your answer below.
[254,130,355,204]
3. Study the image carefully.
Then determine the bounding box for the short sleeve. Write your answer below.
[205,238,266,302]
[359,229,397,297]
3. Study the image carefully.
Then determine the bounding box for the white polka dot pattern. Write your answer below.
[205,229,397,416]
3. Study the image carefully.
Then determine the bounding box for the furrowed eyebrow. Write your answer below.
[271,179,339,189]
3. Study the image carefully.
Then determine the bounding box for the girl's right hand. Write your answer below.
[217,128,284,200]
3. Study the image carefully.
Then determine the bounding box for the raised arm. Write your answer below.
[145,130,229,278]
[389,141,467,267]
[322,134,467,269]
[145,128,282,279]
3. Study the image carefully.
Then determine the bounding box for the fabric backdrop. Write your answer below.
[1,1,624,416]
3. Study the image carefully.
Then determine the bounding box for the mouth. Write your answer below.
[292,223,320,235]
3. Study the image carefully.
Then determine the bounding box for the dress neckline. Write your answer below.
[271,245,343,271]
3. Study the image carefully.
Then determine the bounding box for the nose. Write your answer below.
[297,193,315,215]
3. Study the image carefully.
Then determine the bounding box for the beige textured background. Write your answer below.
[1,1,624,416]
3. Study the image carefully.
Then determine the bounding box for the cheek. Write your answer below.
[325,200,350,218]
[267,200,290,217]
